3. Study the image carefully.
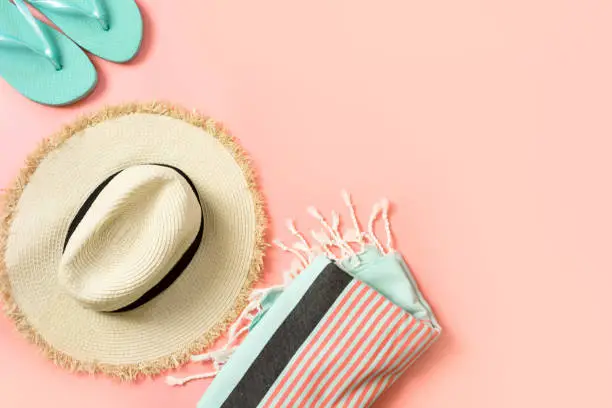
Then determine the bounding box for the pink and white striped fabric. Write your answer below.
[260,279,440,408]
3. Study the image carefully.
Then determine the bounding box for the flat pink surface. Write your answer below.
[1,1,612,407]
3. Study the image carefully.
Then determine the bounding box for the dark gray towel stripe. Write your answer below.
[221,263,353,408]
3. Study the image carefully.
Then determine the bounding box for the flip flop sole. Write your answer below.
[30,0,143,63]
[0,1,97,106]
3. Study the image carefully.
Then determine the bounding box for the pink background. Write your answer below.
[1,0,612,406]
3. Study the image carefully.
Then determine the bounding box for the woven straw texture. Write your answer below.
[0,102,266,380]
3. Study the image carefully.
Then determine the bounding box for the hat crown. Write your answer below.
[58,165,202,312]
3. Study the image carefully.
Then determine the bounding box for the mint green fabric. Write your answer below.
[0,0,97,105]
[197,256,332,408]
[27,0,143,63]
[248,287,284,330]
[339,246,437,323]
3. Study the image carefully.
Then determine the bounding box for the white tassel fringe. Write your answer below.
[166,192,394,386]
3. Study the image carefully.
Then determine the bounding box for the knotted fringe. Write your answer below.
[167,191,394,386]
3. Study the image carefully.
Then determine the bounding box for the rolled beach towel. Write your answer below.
[170,193,441,408]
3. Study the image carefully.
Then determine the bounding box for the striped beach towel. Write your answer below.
[169,193,441,407]
[198,246,440,407]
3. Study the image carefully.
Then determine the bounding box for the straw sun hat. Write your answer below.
[0,103,266,380]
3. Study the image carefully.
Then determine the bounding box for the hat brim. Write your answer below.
[0,102,266,380]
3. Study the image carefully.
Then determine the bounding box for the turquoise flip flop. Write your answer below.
[0,0,97,105]
[26,0,143,63]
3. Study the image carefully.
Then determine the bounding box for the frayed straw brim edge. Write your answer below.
[0,101,268,381]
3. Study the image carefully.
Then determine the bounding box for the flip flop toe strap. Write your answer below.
[27,0,110,31]
[0,0,62,70]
